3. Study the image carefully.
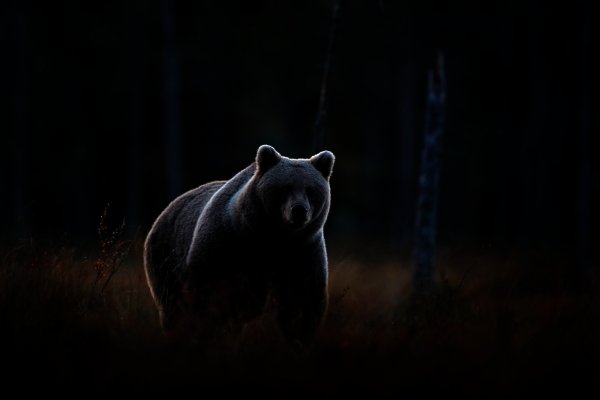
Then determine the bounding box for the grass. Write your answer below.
[1,237,599,397]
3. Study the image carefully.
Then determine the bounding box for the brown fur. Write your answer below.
[144,145,335,345]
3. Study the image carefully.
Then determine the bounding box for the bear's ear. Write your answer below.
[256,145,282,174]
[310,150,335,180]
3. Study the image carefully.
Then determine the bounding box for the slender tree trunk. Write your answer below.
[395,18,417,244]
[493,16,516,244]
[413,53,446,292]
[126,1,145,235]
[13,0,29,238]
[520,3,546,247]
[312,0,341,153]
[574,0,592,290]
[161,0,183,199]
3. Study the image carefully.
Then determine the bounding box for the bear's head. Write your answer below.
[254,145,335,233]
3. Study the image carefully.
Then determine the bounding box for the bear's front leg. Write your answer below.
[273,248,329,347]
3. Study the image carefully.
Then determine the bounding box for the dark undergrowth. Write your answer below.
[1,238,599,398]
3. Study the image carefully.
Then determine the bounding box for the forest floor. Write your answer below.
[1,237,599,397]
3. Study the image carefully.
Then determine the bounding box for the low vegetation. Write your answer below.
[1,237,598,396]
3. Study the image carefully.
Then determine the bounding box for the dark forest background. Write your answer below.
[2,0,598,266]
[1,0,599,395]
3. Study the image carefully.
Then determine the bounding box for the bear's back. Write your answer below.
[145,180,226,272]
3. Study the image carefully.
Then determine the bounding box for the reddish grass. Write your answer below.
[1,240,598,396]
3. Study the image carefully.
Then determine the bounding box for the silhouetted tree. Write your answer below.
[312,0,341,153]
[414,52,446,292]
[574,1,592,290]
[394,15,418,244]
[13,0,29,238]
[520,2,546,246]
[161,0,183,199]
[126,0,146,234]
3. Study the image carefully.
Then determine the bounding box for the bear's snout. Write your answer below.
[291,204,309,224]
[285,203,310,229]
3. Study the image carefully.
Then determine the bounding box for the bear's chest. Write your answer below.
[214,235,300,272]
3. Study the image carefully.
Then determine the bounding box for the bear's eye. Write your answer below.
[306,186,321,203]
[275,186,291,202]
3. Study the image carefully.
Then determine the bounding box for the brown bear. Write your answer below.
[143,145,335,346]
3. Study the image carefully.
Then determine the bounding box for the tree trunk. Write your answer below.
[413,53,446,292]
[312,0,341,153]
[13,0,29,239]
[395,18,417,245]
[574,0,592,290]
[126,0,146,235]
[161,0,183,199]
[519,2,547,247]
